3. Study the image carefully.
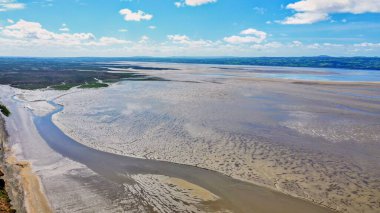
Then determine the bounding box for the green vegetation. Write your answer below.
[0,104,10,117]
[0,58,172,90]
[51,82,109,90]
[51,83,80,90]
[79,82,109,89]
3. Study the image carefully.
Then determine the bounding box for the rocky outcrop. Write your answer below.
[0,117,25,212]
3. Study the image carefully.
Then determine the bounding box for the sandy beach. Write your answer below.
[0,62,379,212]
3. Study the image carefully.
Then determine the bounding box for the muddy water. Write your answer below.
[34,101,333,213]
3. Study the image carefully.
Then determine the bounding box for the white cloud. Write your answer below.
[7,18,13,23]
[251,42,283,49]
[0,19,129,47]
[2,20,94,43]
[224,28,267,44]
[119,8,153,22]
[167,34,215,47]
[224,36,263,44]
[291,40,303,47]
[0,20,378,56]
[139,35,149,43]
[281,0,380,24]
[240,28,267,38]
[118,29,128,32]
[96,37,130,46]
[0,0,25,12]
[59,23,70,32]
[288,0,380,14]
[281,12,328,24]
[323,43,343,47]
[148,25,156,30]
[175,0,216,7]
[186,0,216,6]
[354,42,380,47]
[167,34,190,43]
[59,27,70,32]
[307,43,321,49]
[174,2,182,7]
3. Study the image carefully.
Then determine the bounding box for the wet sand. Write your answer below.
[0,84,334,212]
[34,101,333,213]
[52,62,380,212]
[0,62,379,212]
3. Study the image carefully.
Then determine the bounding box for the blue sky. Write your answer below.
[0,0,380,56]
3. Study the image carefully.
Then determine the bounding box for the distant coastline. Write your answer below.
[119,56,380,71]
[1,56,380,71]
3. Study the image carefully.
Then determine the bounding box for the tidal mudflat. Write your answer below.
[1,62,380,212]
